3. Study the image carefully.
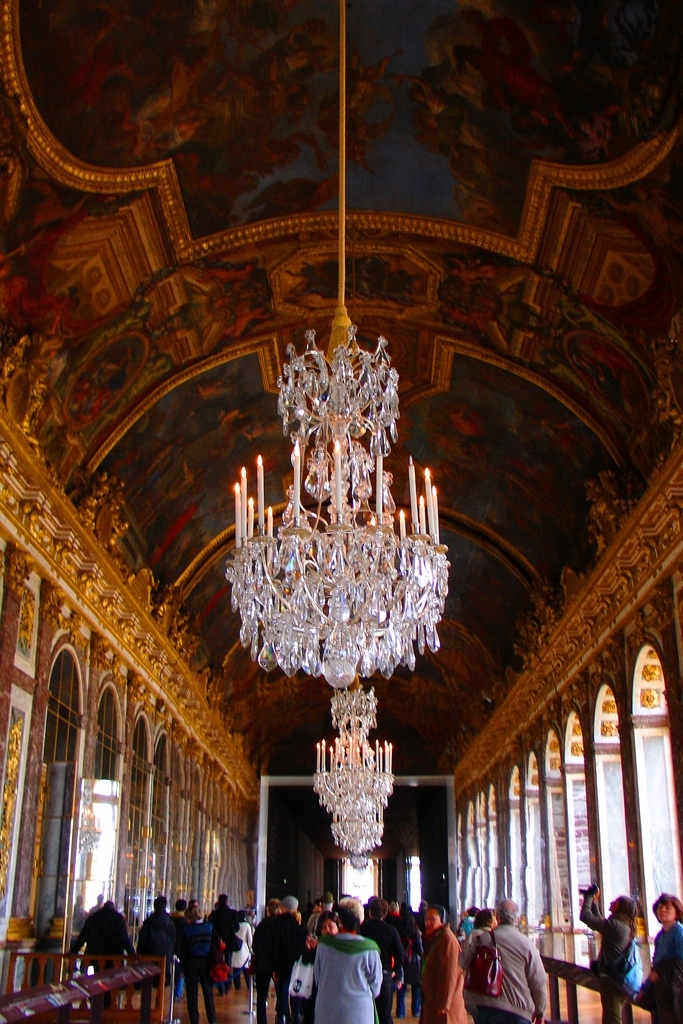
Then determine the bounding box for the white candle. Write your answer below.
[399,508,406,540]
[376,739,379,768]
[425,468,434,538]
[234,483,242,549]
[267,505,273,538]
[408,457,418,530]
[316,742,320,773]
[322,739,325,773]
[432,485,440,544]
[334,440,343,521]
[419,495,426,534]
[293,441,301,527]
[257,455,264,529]
[247,497,254,538]
[241,467,248,541]
[376,454,383,519]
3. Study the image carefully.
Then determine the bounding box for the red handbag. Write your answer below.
[208,939,230,982]
[464,932,504,997]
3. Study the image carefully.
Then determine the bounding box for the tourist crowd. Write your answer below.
[68,886,683,1024]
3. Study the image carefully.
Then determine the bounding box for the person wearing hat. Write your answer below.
[273,895,307,1024]
[322,893,335,913]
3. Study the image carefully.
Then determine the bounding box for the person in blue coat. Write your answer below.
[648,893,683,1024]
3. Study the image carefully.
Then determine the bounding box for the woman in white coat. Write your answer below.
[231,910,254,990]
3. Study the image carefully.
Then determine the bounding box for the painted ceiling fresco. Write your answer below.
[0,0,682,774]
[20,0,683,235]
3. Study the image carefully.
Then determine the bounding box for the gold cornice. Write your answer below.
[1,0,678,265]
[454,441,683,794]
[85,335,280,473]
[0,412,258,801]
[425,335,626,467]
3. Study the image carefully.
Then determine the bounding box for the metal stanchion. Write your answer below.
[242,969,256,1016]
[166,955,181,1024]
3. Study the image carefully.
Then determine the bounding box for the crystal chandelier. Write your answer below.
[313,685,394,863]
[224,0,449,689]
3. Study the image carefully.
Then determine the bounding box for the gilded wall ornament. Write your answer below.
[0,710,23,903]
[5,543,30,594]
[90,632,111,672]
[75,471,129,564]
[16,583,35,657]
[586,470,642,557]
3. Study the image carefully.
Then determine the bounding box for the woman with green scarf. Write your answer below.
[314,897,383,1024]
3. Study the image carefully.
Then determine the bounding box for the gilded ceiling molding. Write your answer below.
[85,334,280,473]
[1,0,678,265]
[454,441,683,794]
[426,335,626,467]
[0,413,258,802]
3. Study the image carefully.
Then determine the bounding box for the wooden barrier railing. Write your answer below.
[0,962,161,1024]
[542,956,652,1024]
[4,956,166,1024]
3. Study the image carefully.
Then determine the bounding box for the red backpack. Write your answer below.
[464,932,504,997]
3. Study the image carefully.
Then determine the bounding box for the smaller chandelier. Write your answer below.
[314,686,394,858]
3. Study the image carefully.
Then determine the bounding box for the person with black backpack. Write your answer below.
[180,904,221,1024]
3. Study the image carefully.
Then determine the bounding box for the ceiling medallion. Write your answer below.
[225,0,449,860]
[314,685,393,865]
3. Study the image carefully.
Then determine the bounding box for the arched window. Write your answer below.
[127,717,150,927]
[546,730,571,927]
[632,647,682,935]
[475,791,487,908]
[509,767,522,906]
[43,650,81,764]
[151,735,169,897]
[95,688,119,781]
[564,712,590,927]
[466,800,477,908]
[594,684,629,906]
[487,785,498,907]
[36,650,82,940]
[526,753,543,929]
[191,765,203,898]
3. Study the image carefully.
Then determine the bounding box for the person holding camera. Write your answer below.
[580,885,638,1024]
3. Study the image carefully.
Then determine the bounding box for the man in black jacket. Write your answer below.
[208,894,240,993]
[272,896,306,1024]
[253,899,281,1024]
[360,897,405,1024]
[137,895,177,984]
[70,900,135,956]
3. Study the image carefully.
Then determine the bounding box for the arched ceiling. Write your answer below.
[0,0,682,776]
